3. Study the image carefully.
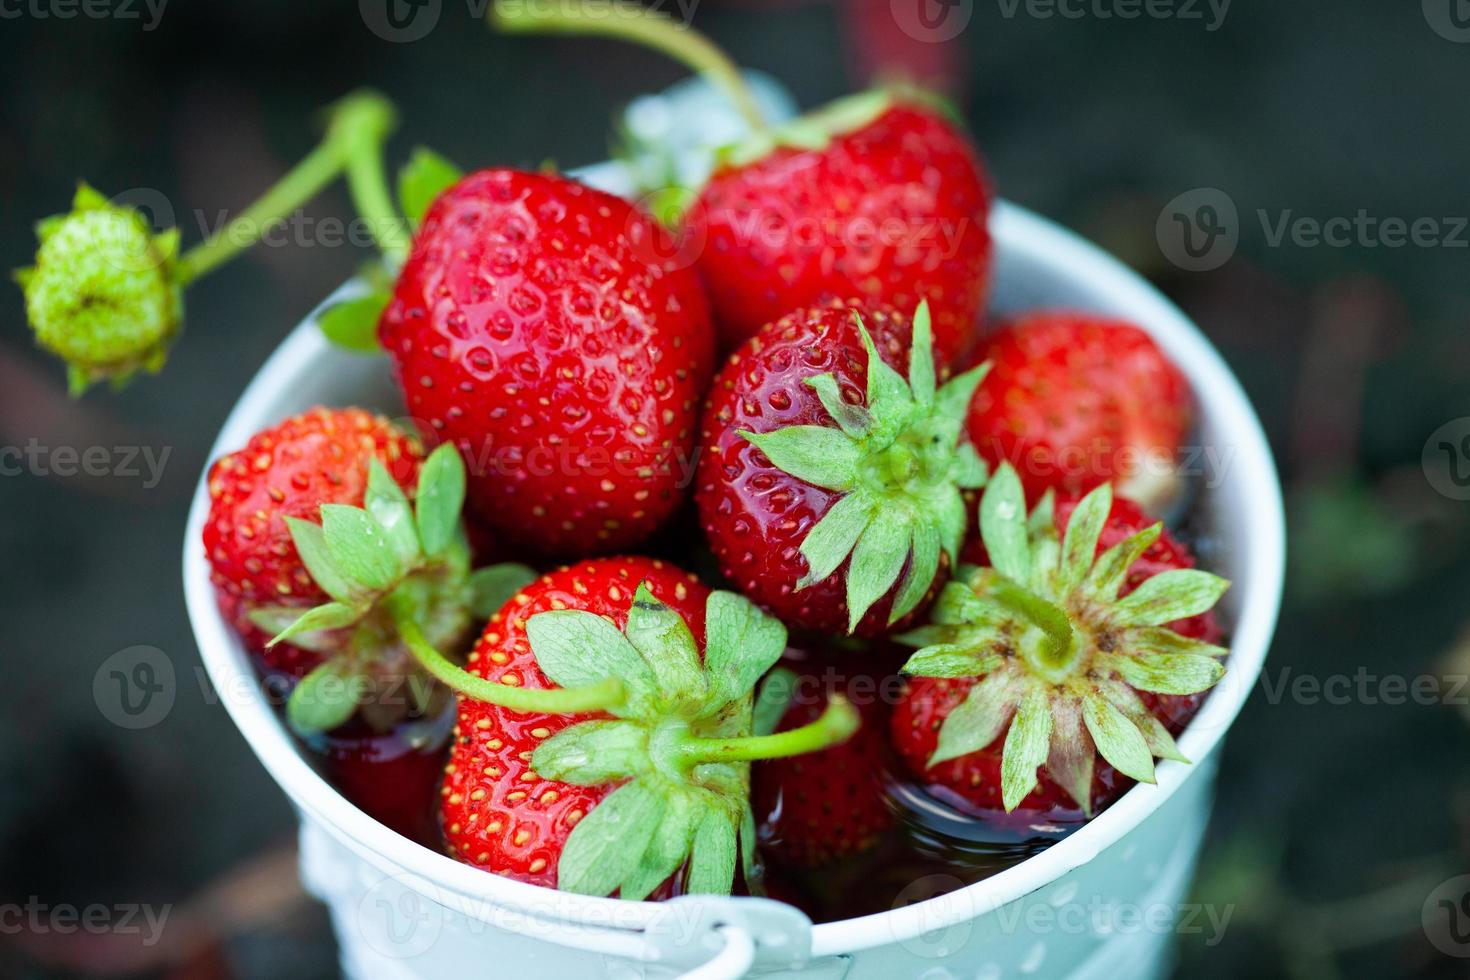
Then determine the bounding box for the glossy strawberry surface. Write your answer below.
[379,169,716,557]
[689,104,992,364]
[964,312,1193,506]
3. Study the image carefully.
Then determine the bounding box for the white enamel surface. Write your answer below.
[182,199,1285,978]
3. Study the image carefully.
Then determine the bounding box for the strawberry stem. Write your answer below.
[674,695,859,767]
[176,90,406,283]
[389,597,626,715]
[988,576,1078,677]
[489,0,768,134]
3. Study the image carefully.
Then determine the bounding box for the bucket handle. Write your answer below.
[644,896,817,979]
[673,925,756,980]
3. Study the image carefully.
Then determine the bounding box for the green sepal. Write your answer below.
[999,686,1052,811]
[531,720,650,785]
[469,563,538,617]
[740,426,863,492]
[703,591,788,713]
[929,669,1020,767]
[751,667,797,737]
[321,504,404,591]
[525,609,661,717]
[415,444,467,557]
[1082,694,1156,785]
[619,793,699,902]
[318,293,389,353]
[555,780,666,897]
[685,811,739,895]
[287,659,366,735]
[397,147,463,229]
[266,600,365,647]
[365,458,422,566]
[625,583,707,708]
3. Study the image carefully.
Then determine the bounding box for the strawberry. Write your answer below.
[377,168,715,557]
[203,407,424,679]
[688,97,992,363]
[205,411,527,736]
[696,299,991,635]
[751,656,896,867]
[492,2,993,364]
[424,557,859,897]
[964,311,1194,513]
[891,464,1230,822]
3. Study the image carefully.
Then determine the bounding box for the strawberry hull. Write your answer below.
[184,106,1283,980]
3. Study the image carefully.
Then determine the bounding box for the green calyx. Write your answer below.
[18,184,184,395]
[898,463,1231,814]
[256,444,533,736]
[742,302,991,632]
[393,577,859,899]
[525,584,857,900]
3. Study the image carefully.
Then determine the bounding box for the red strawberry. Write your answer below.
[696,299,990,635]
[964,311,1194,512]
[688,99,992,362]
[205,413,507,739]
[434,557,859,898]
[491,4,992,364]
[378,169,715,558]
[892,465,1230,822]
[203,407,422,678]
[752,654,896,867]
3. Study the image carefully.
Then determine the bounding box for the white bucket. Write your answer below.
[182,182,1284,980]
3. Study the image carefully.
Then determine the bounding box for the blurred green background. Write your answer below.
[2,1,1469,977]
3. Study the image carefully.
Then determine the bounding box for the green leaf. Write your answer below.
[947,443,989,490]
[805,373,872,437]
[685,811,738,895]
[740,426,862,492]
[907,300,936,408]
[397,146,463,228]
[888,520,941,624]
[1110,570,1230,627]
[525,609,659,716]
[1082,694,1156,784]
[556,780,665,897]
[751,667,796,737]
[935,361,990,423]
[1000,687,1053,811]
[285,517,359,602]
[853,312,911,418]
[415,444,467,557]
[929,670,1020,766]
[1045,696,1096,814]
[286,660,362,735]
[934,483,969,564]
[1059,482,1111,594]
[703,591,788,710]
[1027,490,1062,594]
[980,463,1030,584]
[1100,681,1189,764]
[1084,524,1162,600]
[365,458,421,567]
[320,504,403,590]
[318,294,388,353]
[530,720,650,785]
[1111,650,1226,696]
[902,644,999,679]
[797,490,877,588]
[267,600,364,647]
[469,563,538,618]
[1126,626,1228,661]
[618,793,699,901]
[625,583,706,707]
[929,580,1004,626]
[846,517,912,632]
